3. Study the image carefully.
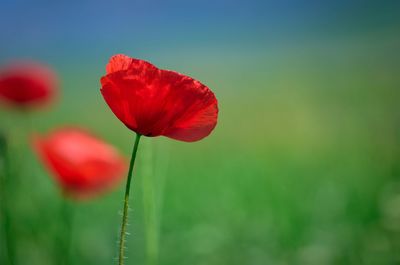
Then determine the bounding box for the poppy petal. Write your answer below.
[100,54,218,142]
[106,54,134,74]
[32,128,127,199]
[0,61,57,109]
[106,54,156,75]
[156,70,218,142]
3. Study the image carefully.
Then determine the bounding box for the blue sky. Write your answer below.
[0,0,399,64]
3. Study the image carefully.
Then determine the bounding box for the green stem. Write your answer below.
[57,199,73,265]
[118,133,141,265]
[142,141,158,265]
[0,133,15,265]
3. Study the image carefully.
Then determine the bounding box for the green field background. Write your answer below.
[1,1,400,264]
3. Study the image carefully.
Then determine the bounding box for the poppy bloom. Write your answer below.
[100,54,218,265]
[0,61,57,109]
[32,128,127,199]
[100,54,218,142]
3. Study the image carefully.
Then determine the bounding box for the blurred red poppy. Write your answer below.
[32,128,127,199]
[0,61,57,109]
[100,54,218,142]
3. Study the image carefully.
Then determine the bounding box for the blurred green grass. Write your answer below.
[1,34,400,265]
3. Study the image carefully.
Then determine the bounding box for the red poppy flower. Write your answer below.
[100,54,218,142]
[0,61,57,109]
[32,128,127,199]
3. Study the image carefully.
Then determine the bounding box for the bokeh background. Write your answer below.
[1,0,400,264]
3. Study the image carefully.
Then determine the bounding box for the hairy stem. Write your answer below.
[118,133,141,265]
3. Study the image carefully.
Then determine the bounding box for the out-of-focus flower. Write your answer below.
[100,54,218,142]
[0,61,57,110]
[32,128,126,199]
